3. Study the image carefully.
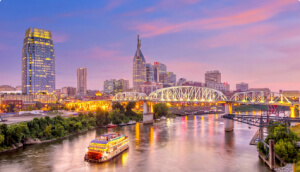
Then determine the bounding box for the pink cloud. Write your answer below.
[167,61,215,81]
[61,46,131,62]
[52,32,68,43]
[131,0,296,37]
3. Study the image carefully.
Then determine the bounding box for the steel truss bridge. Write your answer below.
[230,91,292,106]
[112,92,148,102]
[112,86,298,107]
[222,114,300,127]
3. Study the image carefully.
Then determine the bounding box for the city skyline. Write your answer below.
[0,0,299,91]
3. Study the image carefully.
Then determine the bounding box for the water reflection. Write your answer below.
[0,115,270,172]
[135,123,140,148]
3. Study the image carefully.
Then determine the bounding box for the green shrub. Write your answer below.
[43,125,52,139]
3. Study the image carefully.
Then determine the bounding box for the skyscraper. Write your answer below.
[236,82,249,92]
[103,79,129,95]
[133,35,146,92]
[153,62,167,83]
[205,70,221,87]
[77,68,87,96]
[22,28,55,94]
[145,63,154,82]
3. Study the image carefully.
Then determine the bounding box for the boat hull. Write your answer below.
[84,144,129,163]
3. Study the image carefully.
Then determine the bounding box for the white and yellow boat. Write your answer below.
[84,132,129,163]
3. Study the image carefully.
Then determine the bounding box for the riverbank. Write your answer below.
[0,110,111,153]
[0,126,102,154]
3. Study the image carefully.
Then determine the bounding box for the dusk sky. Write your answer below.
[0,0,299,92]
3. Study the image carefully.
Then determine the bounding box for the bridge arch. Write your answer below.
[230,91,291,106]
[112,92,148,102]
[148,86,228,102]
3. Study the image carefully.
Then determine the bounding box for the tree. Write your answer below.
[0,134,4,145]
[112,103,125,113]
[125,102,136,116]
[52,124,65,138]
[153,103,169,119]
[109,109,129,124]
[88,112,94,118]
[43,124,52,139]
[74,122,82,132]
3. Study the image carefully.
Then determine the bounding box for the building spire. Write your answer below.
[137,34,141,50]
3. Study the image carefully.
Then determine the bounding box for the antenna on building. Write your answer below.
[137,34,141,50]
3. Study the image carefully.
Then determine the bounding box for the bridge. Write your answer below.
[110,86,299,125]
[67,86,299,127]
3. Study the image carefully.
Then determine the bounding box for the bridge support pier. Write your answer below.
[259,127,264,141]
[290,106,295,118]
[224,103,234,132]
[224,119,234,132]
[143,101,153,124]
[225,103,233,114]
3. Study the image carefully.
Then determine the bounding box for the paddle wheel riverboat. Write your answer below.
[84,132,129,163]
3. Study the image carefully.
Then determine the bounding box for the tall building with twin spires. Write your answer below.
[133,35,146,92]
[22,28,55,94]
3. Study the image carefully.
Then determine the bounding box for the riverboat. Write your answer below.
[84,132,129,163]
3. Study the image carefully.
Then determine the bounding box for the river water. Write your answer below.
[0,114,270,172]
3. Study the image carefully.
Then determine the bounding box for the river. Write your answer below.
[0,114,270,172]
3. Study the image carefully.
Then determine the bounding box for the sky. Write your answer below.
[0,0,300,92]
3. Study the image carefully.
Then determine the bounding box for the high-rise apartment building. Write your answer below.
[133,35,146,92]
[22,28,55,94]
[104,79,116,94]
[77,68,87,96]
[146,63,154,82]
[177,78,187,86]
[104,79,129,95]
[236,82,249,92]
[119,79,129,92]
[153,62,167,83]
[61,87,76,97]
[166,72,176,84]
[205,70,221,86]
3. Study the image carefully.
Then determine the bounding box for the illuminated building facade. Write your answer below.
[205,70,221,85]
[133,35,146,92]
[104,79,129,95]
[140,82,163,95]
[166,72,176,84]
[146,63,154,82]
[77,67,87,97]
[22,28,55,94]
[236,82,249,92]
[177,78,187,86]
[153,62,167,83]
[61,87,76,97]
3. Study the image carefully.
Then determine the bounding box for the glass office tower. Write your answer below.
[133,35,146,92]
[22,28,55,94]
[145,63,154,82]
